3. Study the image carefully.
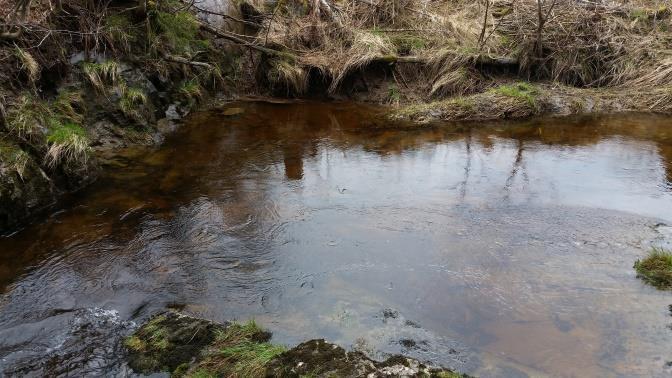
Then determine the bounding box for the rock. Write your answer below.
[221,107,245,116]
[125,311,227,374]
[165,104,182,120]
[124,312,469,378]
[0,140,56,231]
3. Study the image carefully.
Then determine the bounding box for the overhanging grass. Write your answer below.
[634,248,672,289]
[45,122,90,168]
[189,320,285,377]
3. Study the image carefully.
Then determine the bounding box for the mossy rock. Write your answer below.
[266,339,468,377]
[0,140,56,231]
[126,313,470,378]
[124,312,227,374]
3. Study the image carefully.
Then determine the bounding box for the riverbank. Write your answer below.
[124,311,467,377]
[1,0,671,229]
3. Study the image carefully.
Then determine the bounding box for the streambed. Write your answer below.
[1,102,672,377]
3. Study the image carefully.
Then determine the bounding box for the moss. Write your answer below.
[634,248,672,289]
[489,82,540,107]
[124,335,146,352]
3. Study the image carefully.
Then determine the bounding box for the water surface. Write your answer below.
[1,102,672,377]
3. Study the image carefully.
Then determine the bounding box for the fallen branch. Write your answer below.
[164,55,214,69]
[199,22,284,56]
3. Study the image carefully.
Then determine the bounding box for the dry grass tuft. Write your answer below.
[267,56,309,96]
[14,46,40,84]
[82,61,120,92]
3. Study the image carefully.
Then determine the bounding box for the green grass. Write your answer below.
[179,81,204,103]
[388,84,401,102]
[188,320,285,378]
[154,5,209,56]
[489,82,539,107]
[634,248,672,289]
[52,90,84,123]
[119,86,148,119]
[45,121,90,168]
[391,34,427,54]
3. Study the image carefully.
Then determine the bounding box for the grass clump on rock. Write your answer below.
[634,248,672,289]
[45,122,90,169]
[191,320,284,377]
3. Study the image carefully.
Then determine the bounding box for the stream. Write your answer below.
[1,102,672,377]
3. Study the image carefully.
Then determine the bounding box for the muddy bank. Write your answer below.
[125,311,467,377]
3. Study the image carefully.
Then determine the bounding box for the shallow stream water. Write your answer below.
[1,102,672,377]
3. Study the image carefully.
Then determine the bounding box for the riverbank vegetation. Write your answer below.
[635,248,672,289]
[124,311,469,377]
[1,0,672,228]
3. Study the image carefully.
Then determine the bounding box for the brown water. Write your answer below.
[1,102,672,377]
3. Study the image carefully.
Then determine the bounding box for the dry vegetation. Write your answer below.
[218,0,672,120]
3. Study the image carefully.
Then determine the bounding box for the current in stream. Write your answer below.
[1,102,672,377]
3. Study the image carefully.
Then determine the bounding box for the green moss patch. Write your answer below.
[634,248,672,289]
[489,82,540,107]
[124,312,226,374]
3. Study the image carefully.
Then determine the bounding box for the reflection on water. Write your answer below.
[1,103,672,377]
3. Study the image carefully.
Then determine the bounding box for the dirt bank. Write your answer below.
[125,311,468,377]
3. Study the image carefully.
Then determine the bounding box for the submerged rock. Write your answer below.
[125,311,469,377]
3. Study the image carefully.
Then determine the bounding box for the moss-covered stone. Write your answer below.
[124,312,227,374]
[0,140,56,231]
[125,312,471,378]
